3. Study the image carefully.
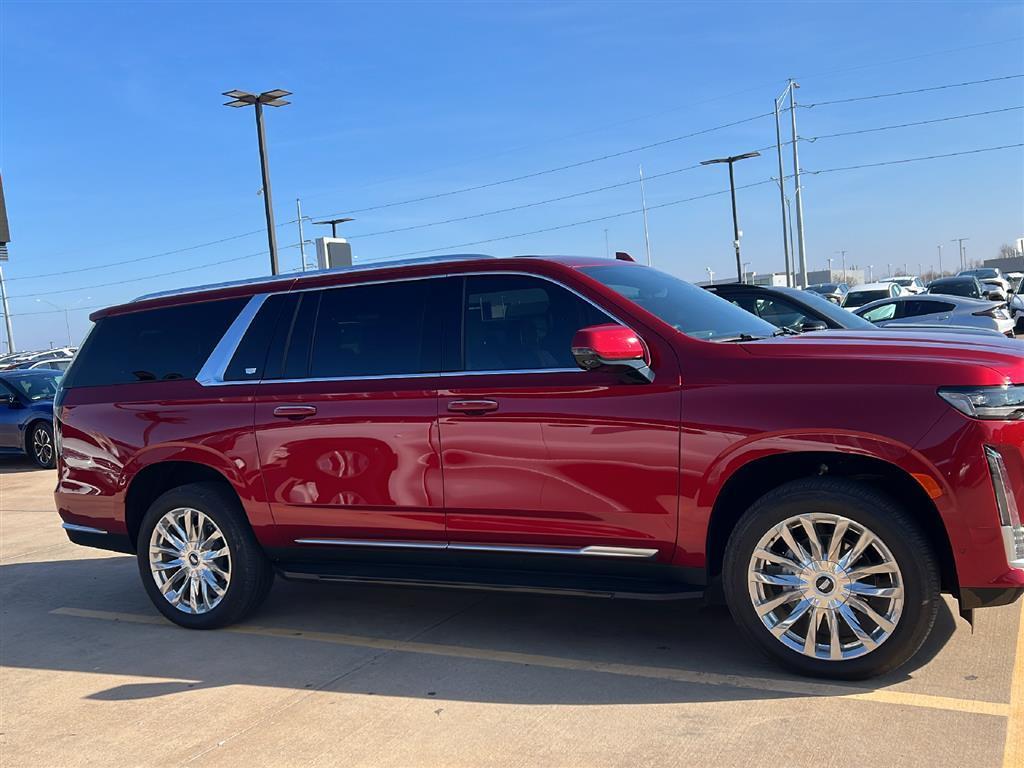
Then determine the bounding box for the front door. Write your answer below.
[438,273,681,560]
[252,278,449,548]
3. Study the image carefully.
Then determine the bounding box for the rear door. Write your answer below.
[437,272,681,560]
[251,277,453,549]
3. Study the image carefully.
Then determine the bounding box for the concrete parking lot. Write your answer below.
[1,457,1021,768]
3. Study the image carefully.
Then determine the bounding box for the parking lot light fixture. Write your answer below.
[223,89,292,276]
[701,151,761,282]
[313,217,355,238]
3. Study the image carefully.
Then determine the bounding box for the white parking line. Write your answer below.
[1003,603,1024,768]
[52,606,1010,718]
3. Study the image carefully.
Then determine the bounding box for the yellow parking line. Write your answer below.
[52,606,1009,718]
[1004,603,1024,768]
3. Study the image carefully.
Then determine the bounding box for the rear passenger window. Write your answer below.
[462,275,611,371]
[63,298,246,388]
[904,300,955,317]
[308,279,443,378]
[225,294,291,381]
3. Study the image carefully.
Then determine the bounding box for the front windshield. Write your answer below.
[961,269,998,279]
[844,290,891,308]
[5,373,62,401]
[581,265,777,341]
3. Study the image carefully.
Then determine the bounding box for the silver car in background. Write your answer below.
[853,294,1016,337]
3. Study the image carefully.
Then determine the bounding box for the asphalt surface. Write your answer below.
[1,456,1021,767]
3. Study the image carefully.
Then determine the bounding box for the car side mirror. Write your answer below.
[983,289,1001,300]
[571,324,654,383]
[5,393,21,408]
[798,320,828,333]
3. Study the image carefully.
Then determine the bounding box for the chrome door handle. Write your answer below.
[447,399,499,415]
[273,405,317,419]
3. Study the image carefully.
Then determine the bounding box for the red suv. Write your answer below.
[55,254,1024,679]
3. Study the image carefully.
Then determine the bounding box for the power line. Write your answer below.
[802,105,1024,143]
[346,163,706,240]
[308,112,774,218]
[4,243,302,302]
[376,142,1024,260]
[800,73,1023,108]
[804,142,1024,175]
[9,142,1020,303]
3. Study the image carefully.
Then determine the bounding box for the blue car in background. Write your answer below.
[0,369,61,468]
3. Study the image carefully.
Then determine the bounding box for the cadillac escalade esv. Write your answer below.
[55,254,1024,679]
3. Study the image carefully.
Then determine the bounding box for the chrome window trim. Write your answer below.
[195,294,270,386]
[62,522,108,535]
[294,538,658,559]
[196,269,623,387]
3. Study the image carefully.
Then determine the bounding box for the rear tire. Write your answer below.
[27,421,55,469]
[136,481,274,629]
[722,477,940,680]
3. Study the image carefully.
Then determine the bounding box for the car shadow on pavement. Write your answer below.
[0,553,960,707]
[0,456,44,474]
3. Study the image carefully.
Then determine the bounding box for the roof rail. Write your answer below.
[134,253,497,302]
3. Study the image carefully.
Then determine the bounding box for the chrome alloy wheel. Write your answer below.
[747,513,904,661]
[32,426,53,466]
[149,507,231,615]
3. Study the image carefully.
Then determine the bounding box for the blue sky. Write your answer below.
[2,0,1022,350]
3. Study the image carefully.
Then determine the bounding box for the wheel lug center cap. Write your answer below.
[815,576,835,594]
[188,552,200,567]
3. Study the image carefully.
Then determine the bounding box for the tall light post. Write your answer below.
[701,151,761,282]
[937,244,943,276]
[867,264,874,282]
[705,266,715,285]
[742,261,751,283]
[223,89,292,275]
[836,250,847,283]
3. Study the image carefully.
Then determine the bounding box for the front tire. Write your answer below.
[722,477,940,680]
[136,481,274,629]
[28,421,56,469]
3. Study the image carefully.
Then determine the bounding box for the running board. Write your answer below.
[278,562,704,601]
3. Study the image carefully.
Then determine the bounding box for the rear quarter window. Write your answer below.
[63,297,246,388]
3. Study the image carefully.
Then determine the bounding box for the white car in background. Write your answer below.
[842,281,903,311]
[880,275,926,294]
[1008,272,1024,332]
[854,294,1016,337]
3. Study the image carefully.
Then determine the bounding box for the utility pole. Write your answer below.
[887,262,892,278]
[952,237,969,271]
[638,164,652,266]
[788,80,808,287]
[868,264,874,282]
[701,151,760,282]
[0,174,13,353]
[296,198,308,271]
[836,250,847,283]
[827,256,834,276]
[773,85,793,287]
[223,89,291,275]
[603,229,609,258]
[937,244,943,276]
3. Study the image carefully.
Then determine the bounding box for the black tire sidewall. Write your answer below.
[723,479,940,680]
[27,421,55,469]
[135,482,272,629]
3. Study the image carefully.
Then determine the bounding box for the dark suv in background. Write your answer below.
[55,254,1024,679]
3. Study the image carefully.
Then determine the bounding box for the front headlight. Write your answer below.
[938,385,1024,420]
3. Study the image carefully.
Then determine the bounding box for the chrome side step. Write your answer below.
[294,538,659,559]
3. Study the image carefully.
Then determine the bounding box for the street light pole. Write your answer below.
[223,89,292,275]
[937,244,943,276]
[701,151,761,282]
[836,250,847,283]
